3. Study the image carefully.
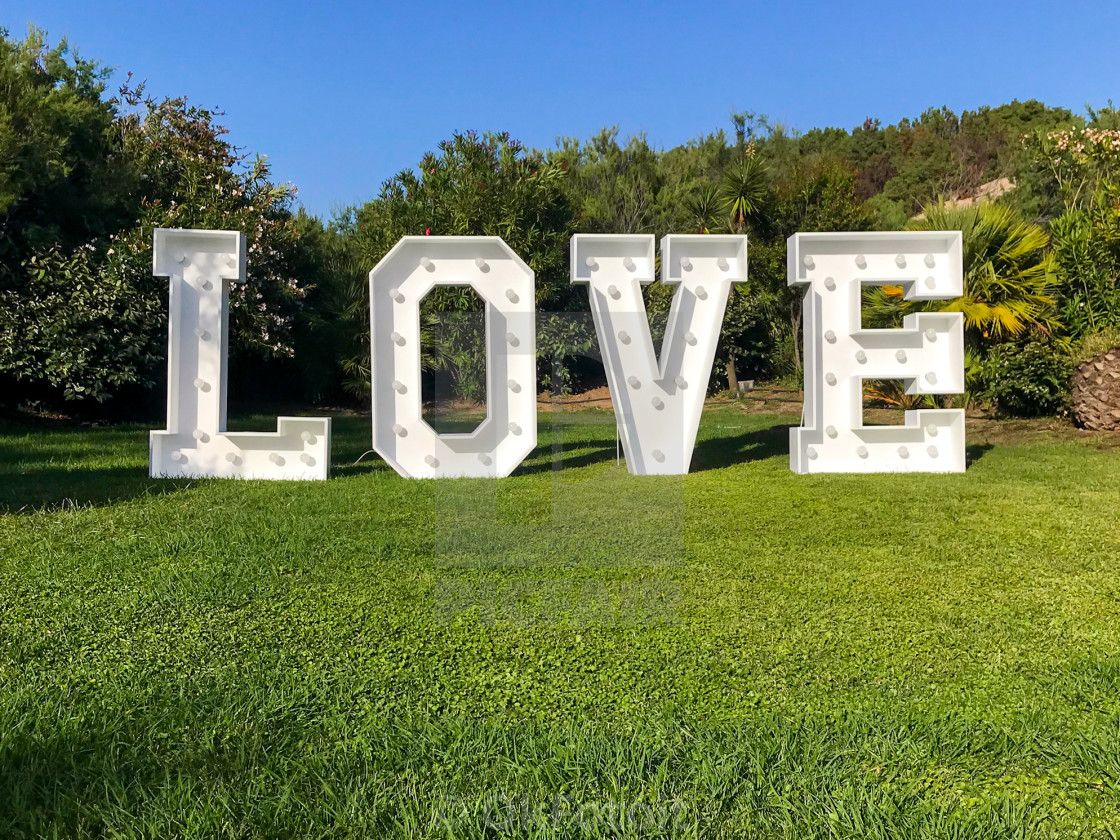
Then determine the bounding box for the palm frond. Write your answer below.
[882,201,1063,345]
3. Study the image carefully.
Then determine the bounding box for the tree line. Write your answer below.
[2,26,1118,420]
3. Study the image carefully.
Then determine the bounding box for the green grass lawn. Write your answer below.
[1,406,1118,838]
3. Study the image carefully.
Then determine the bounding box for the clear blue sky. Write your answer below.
[6,1,1119,219]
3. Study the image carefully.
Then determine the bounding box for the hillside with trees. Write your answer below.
[3,25,1119,423]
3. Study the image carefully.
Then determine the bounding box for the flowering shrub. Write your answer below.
[1025,124,1120,339]
[1025,127,1120,210]
[116,83,311,361]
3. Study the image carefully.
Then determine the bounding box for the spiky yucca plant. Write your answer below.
[684,185,722,234]
[720,155,769,234]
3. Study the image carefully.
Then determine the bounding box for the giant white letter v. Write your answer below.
[571,234,747,475]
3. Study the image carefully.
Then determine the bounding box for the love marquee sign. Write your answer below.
[148,227,966,481]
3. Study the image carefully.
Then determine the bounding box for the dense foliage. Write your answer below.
[971,338,1074,417]
[3,25,1119,416]
[341,131,578,400]
[1030,125,1120,339]
[0,29,336,412]
[862,203,1059,347]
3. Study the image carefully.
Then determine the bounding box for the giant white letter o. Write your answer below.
[369,236,536,478]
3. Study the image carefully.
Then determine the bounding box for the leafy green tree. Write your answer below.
[345,131,576,399]
[657,131,733,232]
[793,101,1077,218]
[748,157,874,374]
[0,27,133,287]
[551,128,664,234]
[0,67,318,407]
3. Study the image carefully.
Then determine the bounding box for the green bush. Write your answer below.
[972,339,1073,417]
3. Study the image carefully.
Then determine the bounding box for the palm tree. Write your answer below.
[863,201,1060,345]
[711,155,770,392]
[862,201,1060,410]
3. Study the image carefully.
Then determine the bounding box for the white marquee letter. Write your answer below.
[571,234,747,475]
[789,231,966,474]
[150,229,331,479]
[369,237,536,478]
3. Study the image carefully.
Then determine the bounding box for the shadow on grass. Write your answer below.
[967,443,993,466]
[692,427,995,472]
[0,467,197,515]
[0,416,994,512]
[516,436,619,475]
[691,423,793,472]
[0,414,390,512]
[332,457,395,479]
[327,415,398,479]
[516,421,796,476]
[290,429,992,481]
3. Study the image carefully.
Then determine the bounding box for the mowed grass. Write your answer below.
[0,406,1119,838]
